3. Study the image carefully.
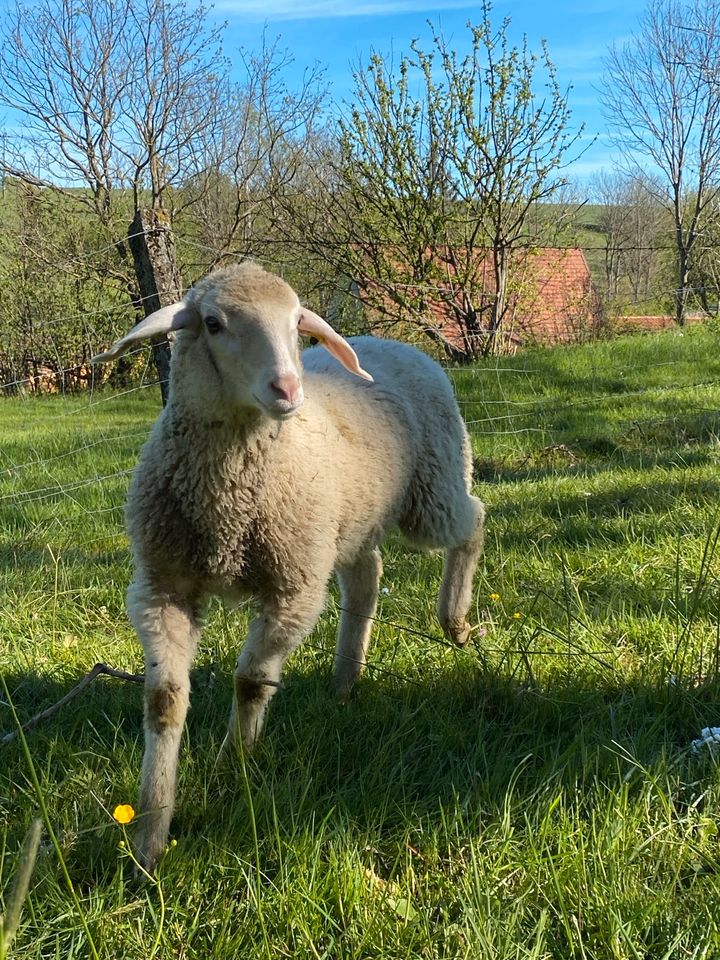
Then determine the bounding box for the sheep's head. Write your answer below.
[91,262,372,421]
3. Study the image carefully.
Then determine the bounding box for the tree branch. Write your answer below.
[1,663,144,746]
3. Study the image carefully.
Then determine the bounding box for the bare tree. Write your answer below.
[0,0,226,225]
[592,171,632,300]
[622,176,668,304]
[689,186,720,315]
[0,0,327,397]
[591,171,667,306]
[0,0,225,398]
[177,38,327,269]
[601,0,720,325]
[292,2,584,358]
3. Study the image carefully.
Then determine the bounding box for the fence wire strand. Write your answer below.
[2,305,718,688]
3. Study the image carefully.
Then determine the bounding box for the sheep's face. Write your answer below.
[194,279,305,421]
[90,262,373,416]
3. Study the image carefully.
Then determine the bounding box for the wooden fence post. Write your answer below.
[128,209,183,406]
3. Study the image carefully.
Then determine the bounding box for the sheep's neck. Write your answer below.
[159,409,282,584]
[169,404,279,472]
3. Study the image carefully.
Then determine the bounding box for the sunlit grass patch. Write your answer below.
[2,328,720,957]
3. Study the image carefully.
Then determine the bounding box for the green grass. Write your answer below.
[3,326,720,958]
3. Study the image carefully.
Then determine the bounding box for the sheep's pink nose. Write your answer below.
[270,373,302,405]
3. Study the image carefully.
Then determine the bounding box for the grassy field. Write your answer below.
[2,326,720,958]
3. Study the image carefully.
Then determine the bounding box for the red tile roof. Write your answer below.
[356,247,602,352]
[506,248,601,343]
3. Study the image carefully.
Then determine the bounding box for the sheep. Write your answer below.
[92,261,485,870]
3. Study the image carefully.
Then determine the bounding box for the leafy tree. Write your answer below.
[294,1,584,357]
[0,184,132,392]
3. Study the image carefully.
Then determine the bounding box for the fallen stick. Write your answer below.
[1,663,144,746]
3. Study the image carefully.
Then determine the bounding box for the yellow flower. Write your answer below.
[512,612,523,620]
[489,592,501,602]
[113,803,136,825]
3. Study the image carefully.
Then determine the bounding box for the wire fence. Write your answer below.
[2,234,719,699]
[4,344,717,539]
[2,223,718,398]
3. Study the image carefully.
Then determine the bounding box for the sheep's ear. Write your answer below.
[298,309,374,382]
[91,302,200,363]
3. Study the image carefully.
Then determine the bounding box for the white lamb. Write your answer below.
[93,261,485,870]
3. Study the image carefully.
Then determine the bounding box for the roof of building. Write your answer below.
[356,247,601,351]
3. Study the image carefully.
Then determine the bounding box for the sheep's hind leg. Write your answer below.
[333,547,383,699]
[225,587,329,754]
[438,496,485,646]
[128,583,200,872]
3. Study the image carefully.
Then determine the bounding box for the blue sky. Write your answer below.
[216,0,649,184]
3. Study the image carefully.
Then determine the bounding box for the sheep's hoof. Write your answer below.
[132,856,157,881]
[332,681,355,703]
[132,837,177,880]
[217,724,259,766]
[444,619,472,647]
[217,733,233,762]
[332,670,361,702]
[132,836,163,880]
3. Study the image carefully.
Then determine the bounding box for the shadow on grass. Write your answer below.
[239,660,719,820]
[456,330,720,402]
[492,471,720,553]
[533,473,715,520]
[3,656,719,883]
[475,421,720,484]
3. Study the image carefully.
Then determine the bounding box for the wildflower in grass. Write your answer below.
[113,803,135,825]
[512,612,523,620]
[489,592,501,602]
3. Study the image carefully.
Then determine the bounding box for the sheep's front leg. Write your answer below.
[225,590,328,753]
[128,583,200,871]
[438,495,485,646]
[333,547,382,699]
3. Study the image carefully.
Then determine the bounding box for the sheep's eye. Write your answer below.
[204,315,222,335]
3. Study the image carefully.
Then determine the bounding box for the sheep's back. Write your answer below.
[284,358,419,563]
[303,338,473,548]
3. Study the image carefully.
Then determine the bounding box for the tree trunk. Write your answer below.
[422,324,470,363]
[675,243,689,327]
[484,247,509,356]
[128,209,183,406]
